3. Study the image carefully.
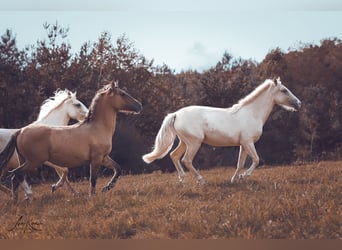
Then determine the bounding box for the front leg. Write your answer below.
[101,155,121,193]
[89,162,101,196]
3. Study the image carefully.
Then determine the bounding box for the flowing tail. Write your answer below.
[0,130,20,169]
[142,113,177,163]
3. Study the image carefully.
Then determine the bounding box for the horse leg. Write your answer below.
[20,177,32,201]
[11,162,28,203]
[0,167,11,195]
[240,142,259,179]
[231,145,247,183]
[52,167,76,194]
[51,166,65,192]
[181,142,204,184]
[89,161,101,196]
[170,140,186,183]
[46,162,77,194]
[101,156,121,193]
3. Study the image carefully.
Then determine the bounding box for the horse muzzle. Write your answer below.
[121,102,143,115]
[292,99,302,111]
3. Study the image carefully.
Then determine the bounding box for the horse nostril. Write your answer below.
[296,100,302,109]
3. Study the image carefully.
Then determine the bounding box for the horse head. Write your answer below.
[105,81,142,114]
[64,90,89,121]
[272,77,301,111]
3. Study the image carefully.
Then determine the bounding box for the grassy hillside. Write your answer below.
[0,161,341,239]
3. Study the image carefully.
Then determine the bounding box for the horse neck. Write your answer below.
[89,99,117,135]
[35,105,70,126]
[244,90,275,125]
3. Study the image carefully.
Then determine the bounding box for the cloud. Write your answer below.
[184,42,222,71]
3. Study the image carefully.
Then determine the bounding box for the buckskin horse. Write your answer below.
[0,89,88,197]
[0,81,142,202]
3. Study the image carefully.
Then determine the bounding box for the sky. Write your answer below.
[1,0,342,72]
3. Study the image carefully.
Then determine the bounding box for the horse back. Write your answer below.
[174,106,248,146]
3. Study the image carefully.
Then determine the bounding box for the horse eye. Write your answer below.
[74,103,81,107]
[281,89,288,93]
[119,92,126,97]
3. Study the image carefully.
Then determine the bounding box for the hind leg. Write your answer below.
[231,145,247,183]
[181,142,204,184]
[11,162,28,203]
[0,167,12,195]
[46,162,77,194]
[21,178,32,201]
[170,140,186,183]
[11,162,35,203]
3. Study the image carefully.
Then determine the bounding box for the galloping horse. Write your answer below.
[143,78,301,184]
[0,81,142,202]
[0,89,88,196]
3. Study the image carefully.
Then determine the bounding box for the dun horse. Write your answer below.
[143,78,301,184]
[0,81,142,202]
[0,89,88,196]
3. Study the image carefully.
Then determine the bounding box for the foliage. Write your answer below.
[0,23,341,177]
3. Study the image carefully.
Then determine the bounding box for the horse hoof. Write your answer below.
[51,184,57,193]
[238,174,247,182]
[177,175,186,185]
[24,195,33,203]
[102,186,110,193]
[177,179,186,187]
[197,178,205,185]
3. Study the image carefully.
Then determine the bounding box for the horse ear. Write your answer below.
[105,81,116,96]
[109,80,118,90]
[273,77,280,85]
[114,80,119,88]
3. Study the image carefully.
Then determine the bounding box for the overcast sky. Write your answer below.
[1,0,342,72]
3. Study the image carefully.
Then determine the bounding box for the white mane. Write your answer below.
[36,89,73,121]
[230,79,275,112]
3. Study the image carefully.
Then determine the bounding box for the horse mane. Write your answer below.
[84,84,110,123]
[230,79,275,112]
[36,89,72,122]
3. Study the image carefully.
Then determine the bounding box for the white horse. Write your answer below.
[0,89,88,197]
[143,78,301,184]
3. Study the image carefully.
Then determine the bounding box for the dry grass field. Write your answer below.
[0,161,341,239]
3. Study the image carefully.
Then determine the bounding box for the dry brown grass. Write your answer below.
[0,161,341,239]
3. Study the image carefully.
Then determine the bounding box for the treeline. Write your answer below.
[0,23,341,179]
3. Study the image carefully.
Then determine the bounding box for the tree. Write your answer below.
[0,29,31,127]
[24,22,71,98]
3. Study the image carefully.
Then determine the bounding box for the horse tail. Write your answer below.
[142,113,177,164]
[0,130,20,169]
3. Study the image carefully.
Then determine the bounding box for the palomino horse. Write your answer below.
[0,81,142,202]
[0,89,88,197]
[143,78,301,184]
